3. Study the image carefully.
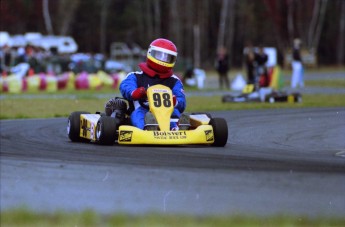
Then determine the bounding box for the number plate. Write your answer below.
[147,85,174,131]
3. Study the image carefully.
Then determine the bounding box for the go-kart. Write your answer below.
[222,84,302,103]
[67,84,228,146]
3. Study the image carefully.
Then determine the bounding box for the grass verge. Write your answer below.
[304,79,345,88]
[1,208,345,227]
[1,94,345,119]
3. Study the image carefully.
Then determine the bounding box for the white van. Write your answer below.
[34,36,78,54]
[0,32,78,54]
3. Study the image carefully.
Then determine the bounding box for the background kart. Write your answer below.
[67,84,228,147]
[222,89,302,103]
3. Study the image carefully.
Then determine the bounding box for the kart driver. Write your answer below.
[105,38,187,130]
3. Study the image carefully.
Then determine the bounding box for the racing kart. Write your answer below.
[67,84,228,146]
[222,84,302,103]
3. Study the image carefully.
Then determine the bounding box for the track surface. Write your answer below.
[1,108,345,217]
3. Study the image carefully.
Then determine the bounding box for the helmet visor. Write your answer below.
[150,49,176,64]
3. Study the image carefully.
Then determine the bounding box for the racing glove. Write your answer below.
[131,87,147,100]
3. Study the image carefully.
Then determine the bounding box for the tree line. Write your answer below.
[1,0,344,69]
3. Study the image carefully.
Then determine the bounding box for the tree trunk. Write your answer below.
[169,0,181,50]
[263,0,288,62]
[184,0,194,61]
[193,24,200,68]
[146,0,153,41]
[100,0,111,54]
[307,0,321,49]
[226,0,236,64]
[312,0,328,50]
[337,0,345,66]
[287,0,294,45]
[200,0,209,67]
[42,0,54,35]
[57,0,80,36]
[136,1,145,43]
[217,0,229,50]
[153,0,161,37]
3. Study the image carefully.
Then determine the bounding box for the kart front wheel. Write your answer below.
[67,111,90,142]
[96,116,118,145]
[210,118,228,147]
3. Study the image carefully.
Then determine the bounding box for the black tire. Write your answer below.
[96,116,118,145]
[67,111,90,142]
[222,95,230,103]
[210,118,228,147]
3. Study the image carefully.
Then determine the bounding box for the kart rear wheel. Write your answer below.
[222,95,230,103]
[96,116,118,145]
[210,118,228,147]
[67,111,90,142]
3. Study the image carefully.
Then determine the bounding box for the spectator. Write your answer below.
[255,46,269,87]
[16,44,40,74]
[244,44,256,85]
[0,44,16,74]
[46,47,61,75]
[291,38,304,88]
[215,46,230,89]
[182,65,194,85]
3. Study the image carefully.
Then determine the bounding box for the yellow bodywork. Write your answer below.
[190,114,210,127]
[79,114,100,141]
[146,85,174,131]
[118,84,215,145]
[78,84,216,145]
[118,125,214,145]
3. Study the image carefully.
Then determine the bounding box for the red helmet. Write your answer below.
[146,38,177,73]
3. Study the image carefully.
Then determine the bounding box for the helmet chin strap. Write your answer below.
[139,62,173,78]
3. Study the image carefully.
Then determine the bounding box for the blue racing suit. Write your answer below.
[120,71,186,129]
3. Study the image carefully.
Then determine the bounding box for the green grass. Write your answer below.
[1,94,344,119]
[305,79,345,88]
[1,208,344,227]
[188,94,345,111]
[0,98,105,119]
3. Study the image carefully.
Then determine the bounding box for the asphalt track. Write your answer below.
[1,107,345,217]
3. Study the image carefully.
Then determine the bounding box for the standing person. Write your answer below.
[0,44,16,74]
[105,38,187,130]
[255,46,269,87]
[291,38,304,88]
[215,46,230,89]
[244,45,256,85]
[16,44,39,74]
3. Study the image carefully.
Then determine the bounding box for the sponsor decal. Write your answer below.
[153,131,187,140]
[152,89,169,93]
[205,130,214,141]
[81,119,91,137]
[90,123,95,139]
[119,130,133,142]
